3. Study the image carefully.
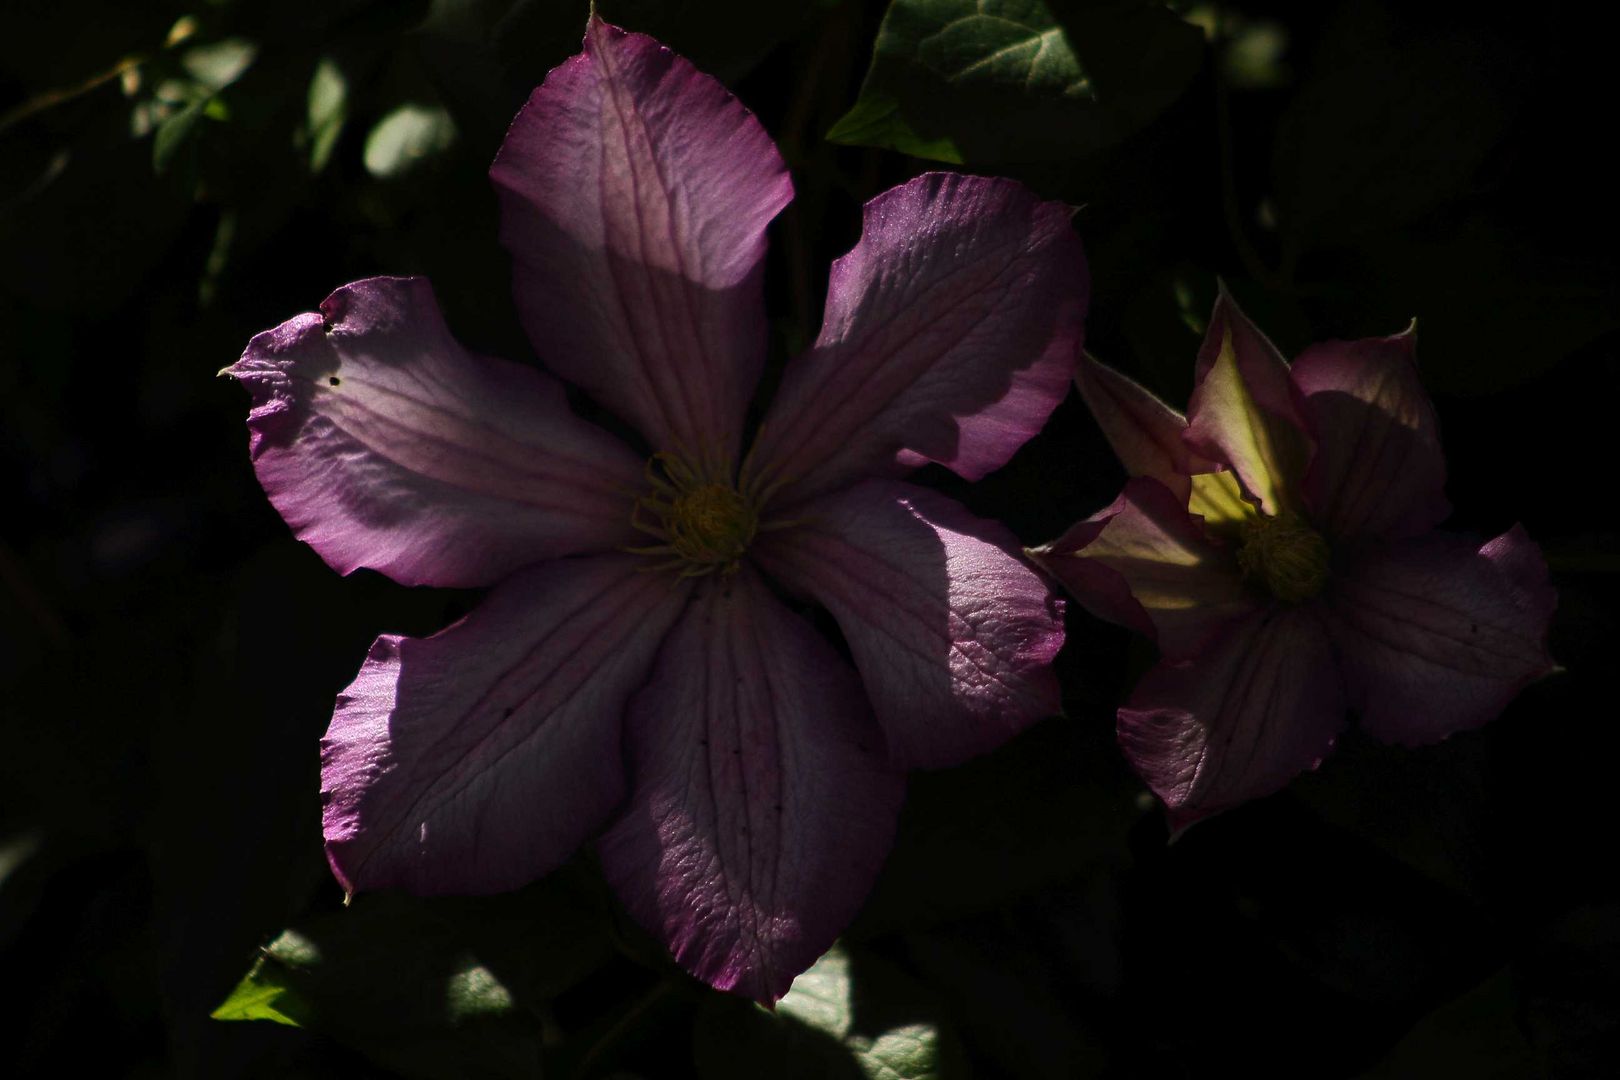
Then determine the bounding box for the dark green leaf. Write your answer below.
[1303,221,1620,395]
[1270,37,1515,252]
[852,717,1138,935]
[484,0,834,92]
[0,135,188,313]
[1357,968,1534,1079]
[1518,906,1620,1075]
[152,94,209,174]
[830,0,1203,163]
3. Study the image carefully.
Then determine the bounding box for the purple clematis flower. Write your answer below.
[224,17,1086,1001]
[1030,290,1555,829]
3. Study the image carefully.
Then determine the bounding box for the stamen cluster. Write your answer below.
[1236,512,1331,604]
[630,453,760,576]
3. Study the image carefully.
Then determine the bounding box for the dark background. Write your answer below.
[2,0,1615,1076]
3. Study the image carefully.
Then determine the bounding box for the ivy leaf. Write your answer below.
[830,0,1202,164]
[211,938,316,1028]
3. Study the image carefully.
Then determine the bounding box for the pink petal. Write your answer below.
[1290,327,1450,541]
[1030,478,1259,660]
[746,173,1086,504]
[1118,606,1347,829]
[597,569,904,1002]
[1185,289,1313,516]
[321,555,689,896]
[223,276,642,588]
[752,479,1064,770]
[490,16,793,462]
[1327,526,1556,746]
[1073,353,1218,501]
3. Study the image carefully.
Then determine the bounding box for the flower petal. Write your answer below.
[597,569,904,1002]
[1185,289,1312,516]
[1074,353,1213,500]
[1118,606,1346,828]
[1291,327,1450,541]
[753,479,1064,770]
[1030,477,1259,660]
[746,173,1086,504]
[224,276,642,588]
[1327,526,1556,746]
[491,16,793,462]
[321,555,689,896]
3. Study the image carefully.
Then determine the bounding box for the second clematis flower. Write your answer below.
[1031,291,1555,830]
[224,17,1086,1001]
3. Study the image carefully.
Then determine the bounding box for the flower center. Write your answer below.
[630,453,758,576]
[1235,512,1330,604]
[667,482,756,564]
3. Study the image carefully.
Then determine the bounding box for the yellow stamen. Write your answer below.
[1235,512,1330,604]
[667,482,756,565]
[627,451,759,576]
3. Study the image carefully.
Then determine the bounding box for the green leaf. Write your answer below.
[363,103,457,179]
[695,944,966,1080]
[210,948,314,1028]
[830,0,1203,164]
[824,94,963,164]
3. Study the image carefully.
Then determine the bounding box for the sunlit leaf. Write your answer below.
[181,37,258,92]
[695,943,966,1080]
[781,948,952,1080]
[210,948,313,1028]
[306,57,348,172]
[363,102,456,178]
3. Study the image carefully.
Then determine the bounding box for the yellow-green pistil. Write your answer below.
[1236,512,1331,604]
[630,453,760,577]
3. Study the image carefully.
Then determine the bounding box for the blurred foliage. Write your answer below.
[1,0,1616,1077]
